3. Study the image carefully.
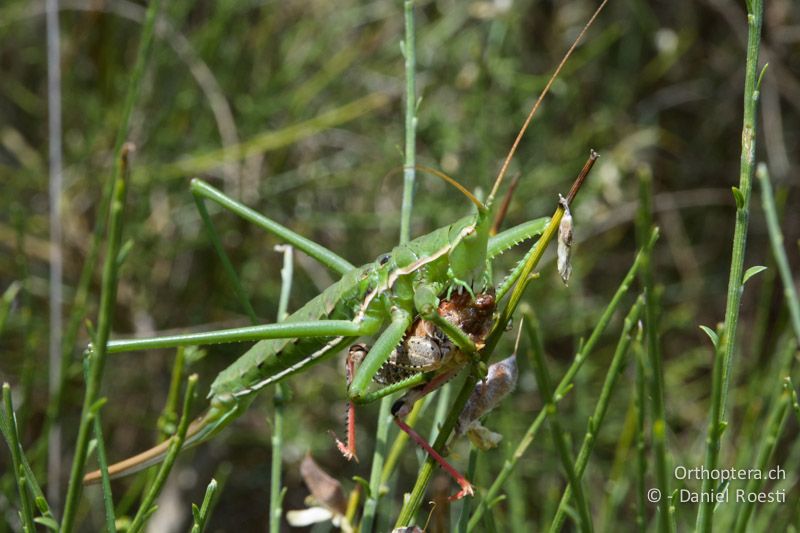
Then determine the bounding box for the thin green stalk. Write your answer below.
[526,314,592,533]
[270,245,294,533]
[158,347,187,441]
[193,196,258,323]
[399,0,417,245]
[92,413,115,533]
[633,332,647,531]
[191,478,219,533]
[467,232,656,531]
[637,174,672,532]
[362,2,417,530]
[1,384,36,532]
[48,0,163,453]
[128,373,198,533]
[757,164,800,345]
[697,0,763,529]
[732,379,791,532]
[549,297,643,532]
[61,144,133,533]
[81,356,115,533]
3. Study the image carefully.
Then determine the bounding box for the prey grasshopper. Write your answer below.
[82,3,605,500]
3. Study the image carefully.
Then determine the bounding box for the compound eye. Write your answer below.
[379,254,391,265]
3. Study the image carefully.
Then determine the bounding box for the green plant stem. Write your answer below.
[92,413,115,533]
[466,232,656,531]
[191,478,219,533]
[362,2,417,531]
[128,374,198,533]
[399,0,417,246]
[633,333,647,531]
[549,297,643,532]
[757,164,800,345]
[1,384,36,532]
[732,379,791,532]
[697,1,763,530]
[270,245,293,533]
[158,347,187,441]
[637,172,672,533]
[526,314,593,533]
[61,145,133,533]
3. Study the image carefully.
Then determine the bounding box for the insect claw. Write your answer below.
[332,431,359,463]
[449,481,475,501]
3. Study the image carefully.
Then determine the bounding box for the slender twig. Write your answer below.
[526,313,593,533]
[191,478,219,533]
[270,245,294,533]
[361,2,417,531]
[757,164,800,345]
[128,374,198,533]
[697,0,764,529]
[1,384,36,532]
[549,297,643,532]
[61,143,134,532]
[466,232,657,531]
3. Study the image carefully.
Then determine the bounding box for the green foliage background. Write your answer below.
[0,0,798,530]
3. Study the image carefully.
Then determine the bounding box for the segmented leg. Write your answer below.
[335,345,364,461]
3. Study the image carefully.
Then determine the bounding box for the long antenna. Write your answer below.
[486,0,610,207]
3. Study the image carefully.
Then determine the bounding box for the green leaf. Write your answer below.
[699,326,719,348]
[732,186,744,209]
[352,475,371,498]
[742,265,767,286]
[192,503,201,523]
[34,496,49,515]
[33,516,59,531]
[89,397,108,415]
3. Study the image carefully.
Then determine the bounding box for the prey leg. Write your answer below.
[335,344,366,462]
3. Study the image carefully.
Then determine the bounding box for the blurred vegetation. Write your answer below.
[0,0,799,530]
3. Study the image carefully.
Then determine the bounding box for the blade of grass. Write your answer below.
[757,164,800,345]
[128,373,198,533]
[466,231,656,531]
[696,0,764,529]
[549,297,643,532]
[60,144,134,532]
[525,313,593,533]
